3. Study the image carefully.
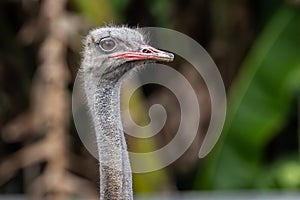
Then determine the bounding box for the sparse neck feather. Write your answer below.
[83,70,133,200]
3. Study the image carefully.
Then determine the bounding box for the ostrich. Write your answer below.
[80,26,174,199]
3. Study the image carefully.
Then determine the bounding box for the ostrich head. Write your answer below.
[82,27,174,82]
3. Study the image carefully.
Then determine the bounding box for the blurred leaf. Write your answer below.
[197,5,300,189]
[110,0,130,15]
[256,156,300,189]
[72,0,116,26]
[121,83,169,193]
[276,161,300,188]
[149,0,172,27]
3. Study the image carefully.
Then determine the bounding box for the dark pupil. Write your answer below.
[100,39,116,51]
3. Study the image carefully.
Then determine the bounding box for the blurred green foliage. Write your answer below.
[72,0,116,25]
[110,0,130,17]
[148,0,172,27]
[122,84,169,193]
[197,5,300,190]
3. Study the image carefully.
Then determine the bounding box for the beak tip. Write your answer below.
[168,52,174,62]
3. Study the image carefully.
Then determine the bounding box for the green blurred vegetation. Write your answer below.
[198,4,300,190]
[73,0,116,25]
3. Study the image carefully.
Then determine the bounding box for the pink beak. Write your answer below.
[109,45,174,62]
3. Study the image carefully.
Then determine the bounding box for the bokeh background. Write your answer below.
[0,0,300,199]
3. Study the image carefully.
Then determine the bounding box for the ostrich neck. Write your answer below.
[84,73,133,200]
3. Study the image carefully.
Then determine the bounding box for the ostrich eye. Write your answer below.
[98,37,116,52]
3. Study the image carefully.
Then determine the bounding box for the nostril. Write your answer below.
[141,48,152,53]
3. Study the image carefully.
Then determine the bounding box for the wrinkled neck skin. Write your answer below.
[82,63,133,200]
